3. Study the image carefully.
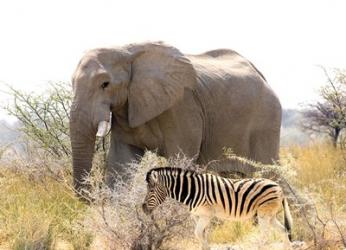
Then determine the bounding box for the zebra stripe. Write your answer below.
[144,167,282,217]
[143,167,293,246]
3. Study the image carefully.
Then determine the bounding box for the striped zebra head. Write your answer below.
[142,169,167,215]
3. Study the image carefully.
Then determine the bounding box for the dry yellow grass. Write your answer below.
[0,143,345,249]
[209,220,254,244]
[281,143,346,249]
[281,143,346,206]
[0,169,91,250]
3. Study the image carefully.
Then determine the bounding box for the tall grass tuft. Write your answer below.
[281,143,346,206]
[281,143,346,248]
[0,167,92,249]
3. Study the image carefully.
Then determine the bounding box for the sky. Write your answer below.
[0,0,345,121]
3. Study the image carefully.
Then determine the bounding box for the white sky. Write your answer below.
[0,0,345,121]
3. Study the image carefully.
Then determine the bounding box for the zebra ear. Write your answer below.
[151,172,159,183]
[146,171,159,184]
[145,171,151,183]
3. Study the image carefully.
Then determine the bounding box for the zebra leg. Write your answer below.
[194,216,211,250]
[270,217,292,248]
[270,216,285,232]
[258,216,271,246]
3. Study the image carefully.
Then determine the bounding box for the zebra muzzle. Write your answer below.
[142,203,151,215]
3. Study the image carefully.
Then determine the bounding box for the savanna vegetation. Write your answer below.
[0,68,345,249]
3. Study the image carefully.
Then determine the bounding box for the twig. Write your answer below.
[329,204,346,247]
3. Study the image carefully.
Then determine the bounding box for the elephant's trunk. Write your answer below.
[70,109,97,194]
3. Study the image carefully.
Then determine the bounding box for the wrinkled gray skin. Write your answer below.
[70,42,281,192]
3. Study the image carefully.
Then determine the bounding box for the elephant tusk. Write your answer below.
[96,121,110,137]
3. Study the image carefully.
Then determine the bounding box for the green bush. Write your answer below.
[5,82,72,158]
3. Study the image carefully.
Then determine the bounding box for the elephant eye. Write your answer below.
[101,81,110,89]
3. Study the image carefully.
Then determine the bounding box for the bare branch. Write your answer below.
[301,67,346,147]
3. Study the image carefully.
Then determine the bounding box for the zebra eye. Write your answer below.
[101,81,110,89]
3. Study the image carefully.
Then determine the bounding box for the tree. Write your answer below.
[3,82,108,158]
[4,82,72,157]
[302,67,346,147]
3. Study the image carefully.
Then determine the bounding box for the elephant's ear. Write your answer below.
[127,42,197,128]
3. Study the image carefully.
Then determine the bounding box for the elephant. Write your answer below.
[70,41,282,192]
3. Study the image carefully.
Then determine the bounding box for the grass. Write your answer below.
[281,143,346,207]
[0,143,345,249]
[0,169,92,249]
[281,143,346,249]
[209,220,254,244]
[206,143,346,249]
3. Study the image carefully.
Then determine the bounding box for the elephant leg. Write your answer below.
[217,159,256,178]
[106,136,143,186]
[257,215,271,246]
[155,98,203,161]
[207,150,256,178]
[199,128,257,177]
[250,129,280,165]
[270,217,292,247]
[194,216,211,250]
[162,125,202,161]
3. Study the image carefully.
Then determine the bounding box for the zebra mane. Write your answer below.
[146,167,196,182]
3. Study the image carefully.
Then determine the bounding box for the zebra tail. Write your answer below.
[283,198,293,241]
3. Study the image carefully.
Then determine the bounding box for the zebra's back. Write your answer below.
[192,174,283,221]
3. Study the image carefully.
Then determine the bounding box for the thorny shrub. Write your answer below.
[82,152,201,250]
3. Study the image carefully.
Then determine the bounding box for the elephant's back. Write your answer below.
[198,48,239,58]
[185,49,281,162]
[186,50,278,116]
[187,49,263,81]
[186,51,266,113]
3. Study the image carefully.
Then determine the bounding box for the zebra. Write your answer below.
[142,167,293,249]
